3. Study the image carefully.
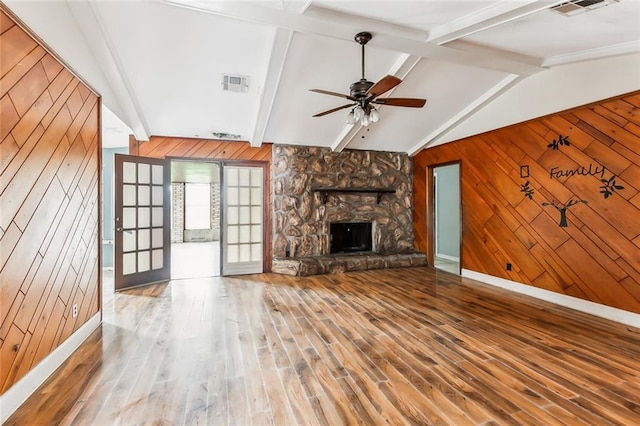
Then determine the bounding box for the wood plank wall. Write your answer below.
[132,136,273,271]
[0,8,101,393]
[414,91,640,314]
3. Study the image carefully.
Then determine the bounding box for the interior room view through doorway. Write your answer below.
[170,160,221,279]
[433,163,461,274]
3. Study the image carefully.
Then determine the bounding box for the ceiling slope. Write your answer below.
[5,0,639,153]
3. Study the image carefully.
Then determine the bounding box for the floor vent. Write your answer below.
[551,0,619,16]
[222,74,249,93]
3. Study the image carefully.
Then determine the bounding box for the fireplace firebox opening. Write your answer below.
[330,222,373,254]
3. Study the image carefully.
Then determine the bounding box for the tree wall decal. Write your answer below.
[600,175,625,199]
[520,180,534,200]
[518,134,624,228]
[542,199,588,227]
[547,134,570,150]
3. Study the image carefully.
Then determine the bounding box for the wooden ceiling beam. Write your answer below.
[67,1,150,141]
[250,28,293,147]
[162,0,545,76]
[427,0,567,45]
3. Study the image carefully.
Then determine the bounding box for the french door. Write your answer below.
[114,154,171,290]
[222,165,264,275]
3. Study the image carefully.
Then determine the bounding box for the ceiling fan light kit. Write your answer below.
[369,107,380,123]
[346,109,356,124]
[346,104,379,126]
[310,31,426,127]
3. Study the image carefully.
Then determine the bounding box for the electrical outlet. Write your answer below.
[506,263,512,271]
[72,304,78,318]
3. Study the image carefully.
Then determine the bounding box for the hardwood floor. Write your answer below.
[6,267,640,425]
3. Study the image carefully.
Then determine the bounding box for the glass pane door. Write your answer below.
[222,165,263,275]
[114,154,170,290]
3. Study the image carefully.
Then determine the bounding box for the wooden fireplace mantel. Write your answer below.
[312,188,396,204]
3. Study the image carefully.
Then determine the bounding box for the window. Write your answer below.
[184,183,210,230]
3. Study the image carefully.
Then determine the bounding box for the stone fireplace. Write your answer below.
[272,145,426,275]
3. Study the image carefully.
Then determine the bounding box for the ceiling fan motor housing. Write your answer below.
[350,79,374,100]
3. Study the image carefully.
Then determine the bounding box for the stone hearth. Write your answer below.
[272,251,427,276]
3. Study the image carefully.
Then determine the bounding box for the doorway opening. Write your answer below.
[170,160,221,279]
[433,163,461,274]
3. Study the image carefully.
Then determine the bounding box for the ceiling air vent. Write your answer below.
[551,0,619,16]
[222,74,249,93]
[211,132,241,140]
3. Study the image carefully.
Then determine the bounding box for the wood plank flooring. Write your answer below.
[5,267,640,425]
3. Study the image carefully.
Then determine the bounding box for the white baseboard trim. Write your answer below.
[0,313,101,423]
[462,269,640,329]
[435,253,460,262]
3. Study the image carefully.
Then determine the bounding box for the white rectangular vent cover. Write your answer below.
[551,0,619,16]
[222,74,249,93]
[211,132,241,140]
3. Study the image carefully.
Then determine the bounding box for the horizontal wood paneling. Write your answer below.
[0,7,100,394]
[132,136,273,271]
[133,136,272,163]
[414,91,640,314]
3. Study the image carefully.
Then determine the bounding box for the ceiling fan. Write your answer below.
[310,31,426,126]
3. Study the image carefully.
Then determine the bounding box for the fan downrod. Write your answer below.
[352,32,374,98]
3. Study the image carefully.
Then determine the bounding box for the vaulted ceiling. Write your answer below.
[6,0,640,153]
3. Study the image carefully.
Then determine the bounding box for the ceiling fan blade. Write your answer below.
[312,103,354,117]
[366,75,402,98]
[309,89,356,101]
[373,97,427,108]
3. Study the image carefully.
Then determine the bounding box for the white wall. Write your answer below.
[435,52,640,146]
[435,164,460,259]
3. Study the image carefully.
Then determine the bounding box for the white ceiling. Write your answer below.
[6,0,640,154]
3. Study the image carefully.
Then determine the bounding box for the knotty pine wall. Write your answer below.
[132,136,273,271]
[414,91,640,314]
[0,8,101,393]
